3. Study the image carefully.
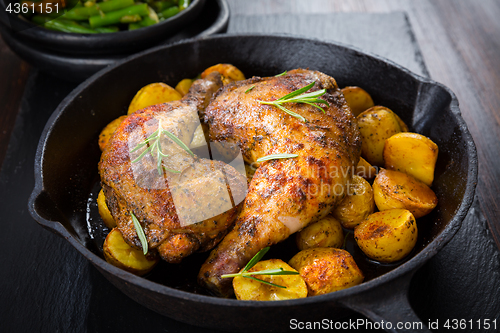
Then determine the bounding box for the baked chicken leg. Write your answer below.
[198,69,361,297]
[99,73,247,263]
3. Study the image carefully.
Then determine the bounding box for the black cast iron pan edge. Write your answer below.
[28,34,478,332]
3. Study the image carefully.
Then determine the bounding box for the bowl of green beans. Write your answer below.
[0,0,205,54]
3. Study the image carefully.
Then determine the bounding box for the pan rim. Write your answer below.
[28,33,478,307]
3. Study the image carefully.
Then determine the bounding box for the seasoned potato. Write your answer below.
[97,188,116,229]
[341,86,375,116]
[103,228,159,276]
[175,78,193,96]
[201,63,245,85]
[127,82,182,115]
[373,169,438,218]
[356,156,378,179]
[384,132,438,186]
[357,106,405,166]
[98,115,127,151]
[354,209,417,262]
[331,175,375,229]
[233,259,307,301]
[289,248,364,296]
[296,216,344,250]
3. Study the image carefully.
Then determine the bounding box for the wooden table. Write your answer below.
[3,0,498,249]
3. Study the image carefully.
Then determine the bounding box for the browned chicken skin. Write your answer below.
[198,69,361,297]
[99,73,247,263]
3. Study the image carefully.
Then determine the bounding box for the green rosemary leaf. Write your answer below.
[244,276,287,289]
[284,88,326,102]
[245,85,255,93]
[241,268,299,276]
[131,211,148,255]
[256,154,298,163]
[162,129,195,157]
[243,246,270,272]
[275,70,287,77]
[130,133,158,153]
[131,144,154,163]
[274,104,306,122]
[276,81,315,101]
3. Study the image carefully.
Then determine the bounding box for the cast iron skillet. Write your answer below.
[28,34,478,332]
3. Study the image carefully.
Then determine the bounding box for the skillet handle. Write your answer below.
[339,271,432,332]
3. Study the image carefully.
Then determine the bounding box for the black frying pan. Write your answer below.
[28,34,477,332]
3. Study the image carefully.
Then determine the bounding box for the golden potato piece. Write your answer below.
[357,106,404,166]
[289,248,364,296]
[331,175,375,229]
[356,157,377,179]
[175,78,193,97]
[373,169,438,218]
[341,86,375,116]
[103,228,159,276]
[354,209,417,262]
[127,82,182,115]
[233,259,307,301]
[296,216,344,250]
[201,64,245,85]
[384,132,438,186]
[97,188,116,229]
[98,115,127,151]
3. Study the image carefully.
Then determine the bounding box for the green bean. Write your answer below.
[128,22,142,30]
[151,0,174,12]
[120,14,142,23]
[80,21,119,32]
[63,0,135,20]
[178,0,189,11]
[89,3,149,27]
[158,6,178,20]
[33,16,98,33]
[138,15,158,27]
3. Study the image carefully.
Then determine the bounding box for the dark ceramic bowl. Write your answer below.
[0,0,228,81]
[0,0,205,54]
[28,34,477,332]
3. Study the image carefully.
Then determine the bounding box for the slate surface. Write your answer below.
[1,13,499,333]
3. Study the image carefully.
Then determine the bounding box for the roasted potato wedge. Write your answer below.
[357,106,405,166]
[384,132,438,186]
[201,63,245,85]
[356,156,378,179]
[341,86,375,116]
[97,188,116,229]
[103,228,159,276]
[98,115,127,151]
[331,175,375,229]
[373,169,438,218]
[127,82,182,115]
[232,259,307,301]
[175,78,193,96]
[296,216,344,250]
[354,209,417,262]
[289,248,364,296]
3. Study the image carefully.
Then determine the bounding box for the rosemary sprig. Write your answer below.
[257,81,329,122]
[131,211,148,255]
[245,85,255,93]
[275,70,287,77]
[256,153,298,163]
[221,247,299,289]
[130,120,194,175]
